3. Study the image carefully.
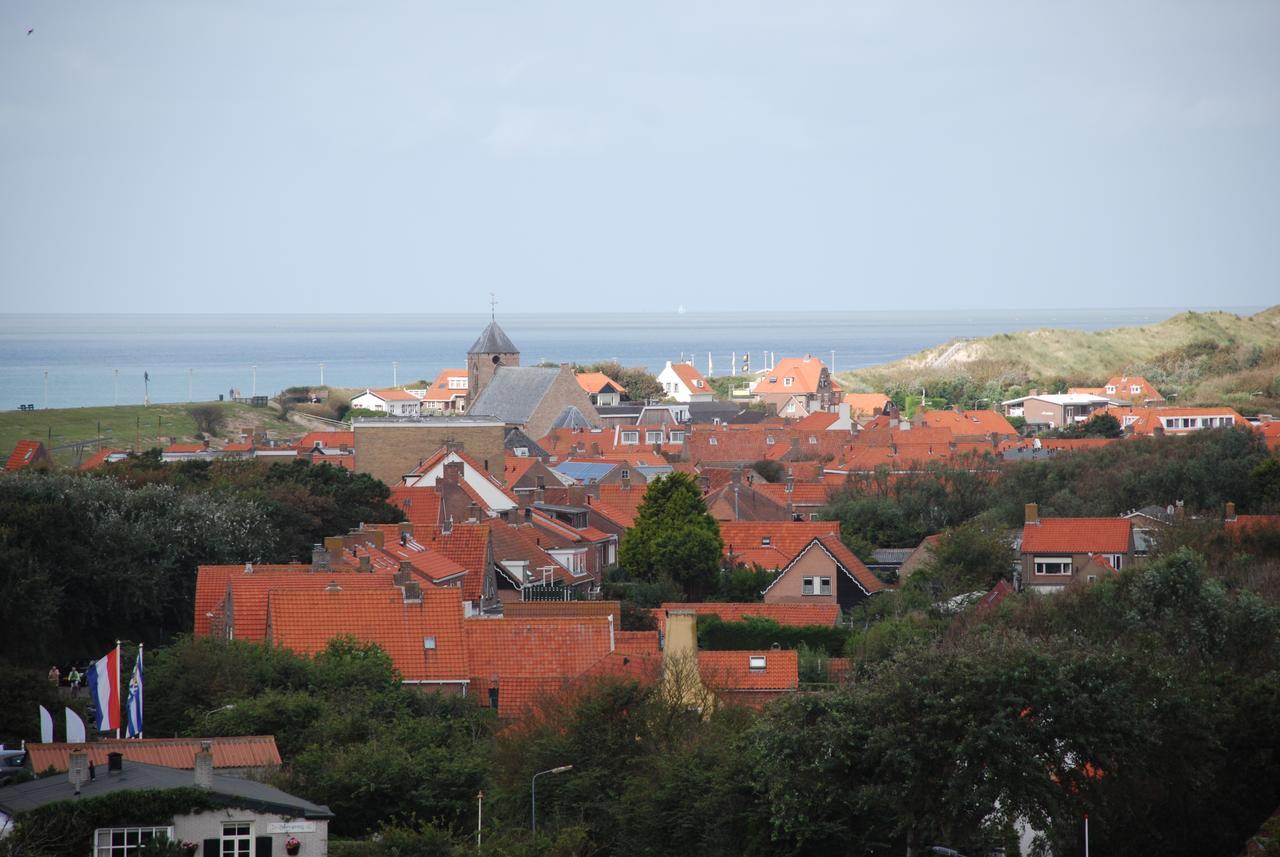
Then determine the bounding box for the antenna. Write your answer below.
[489,291,498,321]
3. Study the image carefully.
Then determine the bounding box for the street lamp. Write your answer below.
[530,765,573,833]
[201,703,235,720]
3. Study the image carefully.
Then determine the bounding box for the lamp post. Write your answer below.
[530,765,572,833]
[201,703,235,720]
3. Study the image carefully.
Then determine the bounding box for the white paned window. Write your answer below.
[1034,557,1073,576]
[222,823,253,857]
[621,431,639,444]
[95,828,175,857]
[646,431,663,443]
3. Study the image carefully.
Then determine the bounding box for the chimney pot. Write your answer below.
[1025,502,1040,525]
[68,750,88,789]
[1225,501,1237,522]
[358,554,372,572]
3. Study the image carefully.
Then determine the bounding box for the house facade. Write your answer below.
[1019,504,1134,592]
[761,535,885,610]
[350,388,423,417]
[657,361,715,403]
[1000,393,1111,429]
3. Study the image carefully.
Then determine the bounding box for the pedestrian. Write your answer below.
[48,665,61,685]
[67,666,81,697]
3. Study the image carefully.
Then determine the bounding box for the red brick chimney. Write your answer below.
[1025,503,1040,525]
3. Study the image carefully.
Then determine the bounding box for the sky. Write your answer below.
[1,1,1277,314]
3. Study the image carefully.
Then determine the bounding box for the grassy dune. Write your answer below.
[841,306,1280,412]
[0,401,294,466]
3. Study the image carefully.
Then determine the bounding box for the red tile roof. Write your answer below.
[503,600,621,625]
[295,431,354,451]
[842,393,893,416]
[164,443,207,454]
[1021,518,1132,554]
[575,372,626,395]
[26,737,282,772]
[194,563,327,637]
[915,409,1018,437]
[654,602,840,635]
[421,369,468,403]
[423,523,492,600]
[1225,514,1280,535]
[366,388,421,402]
[389,487,443,529]
[269,587,469,682]
[5,440,46,471]
[227,569,397,641]
[80,448,127,470]
[720,521,841,568]
[698,649,798,692]
[670,362,709,391]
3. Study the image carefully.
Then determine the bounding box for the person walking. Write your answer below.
[48,665,61,685]
[67,666,81,697]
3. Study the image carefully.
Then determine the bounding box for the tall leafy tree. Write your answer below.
[619,472,723,600]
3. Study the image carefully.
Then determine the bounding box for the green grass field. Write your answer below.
[0,401,289,466]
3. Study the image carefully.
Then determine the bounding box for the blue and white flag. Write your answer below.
[126,646,143,739]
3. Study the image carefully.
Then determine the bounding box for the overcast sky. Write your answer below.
[2,1,1277,313]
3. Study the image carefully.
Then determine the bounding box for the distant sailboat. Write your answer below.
[677,304,686,315]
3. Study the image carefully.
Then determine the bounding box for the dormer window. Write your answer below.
[708,436,718,445]
[808,435,817,444]
[1105,385,1116,394]
[1131,385,1142,394]
[621,431,639,444]
[514,447,528,457]
[783,377,793,387]
[766,435,775,445]
[694,379,704,388]
[748,655,766,671]
[761,535,772,546]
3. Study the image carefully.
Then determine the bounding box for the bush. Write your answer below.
[188,404,226,436]
[696,615,848,656]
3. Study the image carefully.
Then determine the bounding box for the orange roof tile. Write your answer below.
[504,601,622,625]
[421,369,468,403]
[295,431,354,451]
[575,371,625,395]
[80,448,127,470]
[753,357,834,396]
[5,440,45,471]
[654,602,840,635]
[227,569,397,641]
[1225,514,1280,535]
[915,409,1018,437]
[26,737,282,772]
[367,388,421,402]
[670,362,709,391]
[698,649,798,692]
[390,487,443,529]
[1021,518,1132,554]
[842,393,893,416]
[269,587,469,682]
[720,521,841,563]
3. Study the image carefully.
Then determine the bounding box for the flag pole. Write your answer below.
[115,640,121,739]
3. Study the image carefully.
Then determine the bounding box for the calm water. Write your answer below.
[0,309,1256,409]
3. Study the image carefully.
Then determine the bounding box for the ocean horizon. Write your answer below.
[0,307,1264,410]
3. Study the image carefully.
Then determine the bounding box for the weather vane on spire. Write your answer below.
[489,291,498,321]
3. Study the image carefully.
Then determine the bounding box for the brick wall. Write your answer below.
[354,421,506,486]
[524,366,602,440]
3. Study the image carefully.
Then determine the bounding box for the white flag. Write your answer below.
[39,705,54,743]
[65,708,87,744]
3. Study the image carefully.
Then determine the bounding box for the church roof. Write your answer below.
[469,367,561,424]
[468,321,519,355]
[551,406,594,430]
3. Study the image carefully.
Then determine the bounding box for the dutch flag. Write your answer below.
[87,647,121,733]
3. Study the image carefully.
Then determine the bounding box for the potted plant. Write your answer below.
[285,837,301,856]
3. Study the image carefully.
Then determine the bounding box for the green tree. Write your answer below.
[619,473,723,600]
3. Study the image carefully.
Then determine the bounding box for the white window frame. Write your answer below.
[1130,385,1142,395]
[786,401,796,413]
[620,431,639,445]
[1105,385,1116,394]
[669,431,685,444]
[802,576,815,595]
[221,822,253,857]
[1034,557,1073,576]
[1105,553,1123,569]
[783,377,794,387]
[708,436,718,445]
[95,827,175,857]
[645,430,663,444]
[765,435,776,445]
[448,377,468,389]
[748,655,766,671]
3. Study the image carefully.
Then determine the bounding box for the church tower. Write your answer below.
[467,319,520,404]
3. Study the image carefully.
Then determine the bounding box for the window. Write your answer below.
[802,576,831,596]
[95,827,175,857]
[783,377,793,387]
[645,430,663,444]
[448,377,467,389]
[808,435,817,444]
[1130,385,1142,394]
[748,655,766,671]
[694,379,704,388]
[1086,575,1098,584]
[1034,557,1073,576]
[620,469,630,480]
[621,431,639,445]
[708,436,718,445]
[1105,385,1116,394]
[669,431,685,444]
[761,535,772,546]
[786,401,796,413]
[513,447,528,457]
[765,435,775,445]
[1105,553,1123,569]
[221,823,253,857]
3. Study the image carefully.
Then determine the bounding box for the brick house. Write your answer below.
[1019,504,1134,592]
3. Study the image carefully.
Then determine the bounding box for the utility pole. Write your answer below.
[114,369,119,406]
[319,363,325,387]
[476,790,483,848]
[251,365,257,398]
[43,370,48,410]
[393,361,399,387]
[831,349,836,375]
[187,368,193,402]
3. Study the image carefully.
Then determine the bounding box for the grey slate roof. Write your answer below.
[469,367,561,424]
[468,321,519,355]
[0,760,332,818]
[504,427,549,459]
[551,406,593,430]
[870,548,914,567]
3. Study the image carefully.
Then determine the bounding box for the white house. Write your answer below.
[0,748,331,856]
[657,361,716,403]
[350,388,422,417]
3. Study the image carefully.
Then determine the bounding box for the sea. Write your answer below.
[0,309,1259,410]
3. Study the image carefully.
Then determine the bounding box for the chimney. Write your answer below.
[568,485,587,507]
[785,474,794,494]
[324,535,344,558]
[68,750,88,790]
[442,461,464,484]
[311,544,330,571]
[442,516,454,535]
[107,752,123,774]
[467,502,480,522]
[358,554,372,573]
[697,475,710,493]
[364,527,385,549]
[621,472,631,491]
[590,442,602,457]
[663,610,698,659]
[1225,501,1237,522]
[524,506,532,522]
[1025,503,1039,526]
[194,741,214,789]
[402,581,423,603]
[392,564,411,587]
[445,440,465,454]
